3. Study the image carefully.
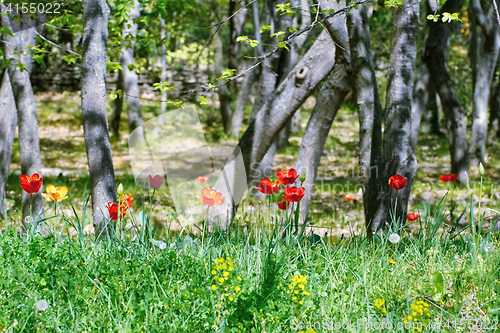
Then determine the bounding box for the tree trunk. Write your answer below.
[214,32,233,133]
[489,73,500,139]
[1,20,45,231]
[160,16,168,117]
[295,63,350,222]
[369,0,419,235]
[0,71,17,221]
[231,66,258,138]
[423,0,469,182]
[81,0,117,238]
[411,63,433,151]
[469,0,500,166]
[238,30,336,185]
[347,4,383,227]
[123,0,143,133]
[228,0,247,94]
[111,69,124,138]
[250,0,281,119]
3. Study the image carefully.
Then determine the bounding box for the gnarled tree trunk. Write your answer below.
[0,71,16,221]
[423,0,469,182]
[238,30,336,187]
[294,63,350,222]
[369,0,419,235]
[347,4,383,228]
[81,0,117,238]
[1,19,45,231]
[469,0,500,166]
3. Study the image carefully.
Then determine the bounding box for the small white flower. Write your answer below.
[35,300,49,311]
[388,233,401,244]
[484,242,493,253]
[322,291,328,297]
[159,242,167,250]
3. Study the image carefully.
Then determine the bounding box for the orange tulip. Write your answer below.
[41,185,68,202]
[19,173,43,194]
[277,168,299,185]
[197,176,210,183]
[119,193,133,210]
[282,186,305,202]
[406,213,419,221]
[196,188,225,206]
[254,178,280,195]
[388,174,406,191]
[344,194,356,201]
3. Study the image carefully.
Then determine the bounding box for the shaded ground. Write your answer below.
[3,92,500,238]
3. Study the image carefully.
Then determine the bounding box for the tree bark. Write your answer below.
[122,0,143,133]
[250,0,281,119]
[411,63,433,151]
[111,68,124,138]
[238,30,336,185]
[489,72,500,139]
[0,71,17,221]
[469,0,500,166]
[1,19,45,231]
[369,0,419,235]
[347,4,383,228]
[81,0,117,238]
[228,0,247,94]
[295,62,350,222]
[423,0,469,182]
[214,32,233,133]
[160,16,168,117]
[231,66,258,138]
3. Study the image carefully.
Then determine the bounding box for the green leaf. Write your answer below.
[260,25,272,33]
[198,96,208,105]
[236,35,249,43]
[0,27,14,37]
[249,39,259,47]
[158,7,168,19]
[33,55,45,67]
[430,271,444,293]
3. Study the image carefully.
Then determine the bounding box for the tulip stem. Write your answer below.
[30,193,33,231]
[394,191,398,231]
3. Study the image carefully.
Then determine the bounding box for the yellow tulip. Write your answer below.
[42,185,68,202]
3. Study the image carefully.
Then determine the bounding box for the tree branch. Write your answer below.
[470,0,492,37]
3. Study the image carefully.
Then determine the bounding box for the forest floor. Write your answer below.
[3,92,500,239]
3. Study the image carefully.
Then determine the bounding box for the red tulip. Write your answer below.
[277,168,299,185]
[148,175,163,189]
[439,173,457,183]
[196,188,225,206]
[282,186,305,202]
[344,194,356,201]
[107,202,127,221]
[277,201,289,210]
[406,213,419,221]
[19,173,43,194]
[197,176,210,183]
[388,174,406,191]
[254,178,280,195]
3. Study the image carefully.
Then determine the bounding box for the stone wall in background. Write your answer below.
[31,62,215,101]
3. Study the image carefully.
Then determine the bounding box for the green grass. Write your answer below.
[0,189,499,332]
[2,93,500,332]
